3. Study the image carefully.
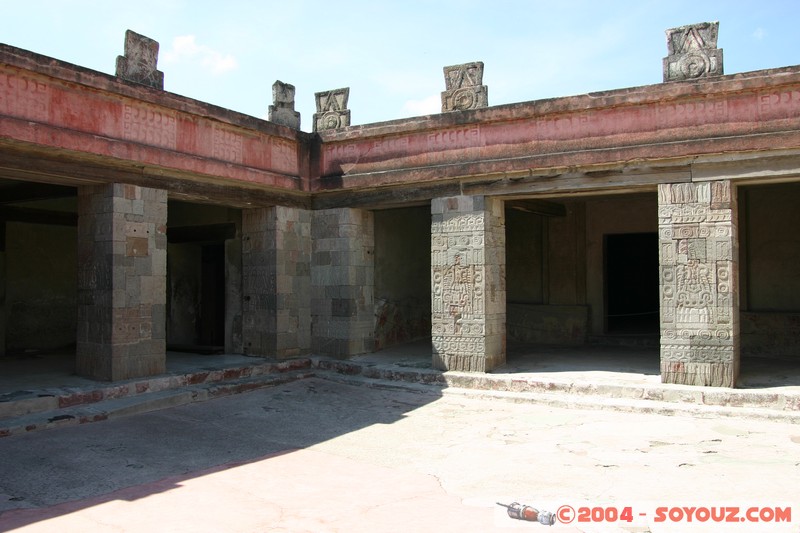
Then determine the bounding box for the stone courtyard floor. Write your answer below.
[0,368,799,532]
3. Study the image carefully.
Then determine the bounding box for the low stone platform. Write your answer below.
[0,355,314,437]
[317,358,800,424]
[1,343,799,438]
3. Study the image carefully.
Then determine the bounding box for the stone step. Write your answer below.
[318,369,800,424]
[0,358,313,421]
[2,356,798,438]
[0,370,314,438]
[312,358,800,420]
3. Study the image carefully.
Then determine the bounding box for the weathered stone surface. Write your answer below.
[658,181,739,387]
[311,208,374,356]
[507,303,588,345]
[268,80,301,129]
[313,88,350,132]
[431,195,505,372]
[241,206,311,358]
[441,62,488,112]
[115,30,164,89]
[76,183,167,381]
[663,22,723,82]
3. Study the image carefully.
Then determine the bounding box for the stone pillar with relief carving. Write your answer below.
[658,181,739,387]
[431,195,505,372]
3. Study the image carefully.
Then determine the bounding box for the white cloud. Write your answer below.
[162,35,238,75]
[753,27,766,40]
[402,94,440,116]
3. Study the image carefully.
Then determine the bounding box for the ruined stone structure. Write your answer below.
[115,30,164,89]
[663,22,723,81]
[441,62,488,112]
[2,22,800,387]
[313,88,350,132]
[268,81,301,130]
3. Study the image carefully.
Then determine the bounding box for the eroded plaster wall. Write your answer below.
[373,206,431,350]
[741,183,800,358]
[5,221,77,352]
[506,201,588,344]
[506,209,544,304]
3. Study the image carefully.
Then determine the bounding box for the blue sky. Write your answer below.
[4,1,800,132]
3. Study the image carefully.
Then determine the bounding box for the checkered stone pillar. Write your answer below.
[311,208,374,356]
[658,181,739,387]
[241,206,312,358]
[431,195,505,372]
[77,184,167,381]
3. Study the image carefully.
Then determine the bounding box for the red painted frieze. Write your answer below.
[317,70,800,190]
[0,57,302,190]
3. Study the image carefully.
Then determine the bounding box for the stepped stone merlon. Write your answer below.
[441,62,488,112]
[269,80,301,129]
[116,30,164,89]
[313,88,350,132]
[663,22,723,82]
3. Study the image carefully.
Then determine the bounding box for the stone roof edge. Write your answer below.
[0,42,311,143]
[317,64,800,141]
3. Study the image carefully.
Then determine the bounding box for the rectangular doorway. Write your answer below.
[199,243,225,347]
[604,233,659,334]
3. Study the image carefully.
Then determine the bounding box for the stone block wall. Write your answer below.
[5,221,77,352]
[76,184,167,381]
[740,312,800,359]
[311,208,374,356]
[507,303,588,345]
[658,181,739,387]
[431,195,505,372]
[241,206,311,358]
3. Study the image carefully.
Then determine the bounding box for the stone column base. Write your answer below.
[660,360,738,388]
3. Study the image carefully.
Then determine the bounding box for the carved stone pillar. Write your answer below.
[241,206,312,358]
[76,184,167,381]
[311,208,374,356]
[658,181,739,387]
[431,195,505,372]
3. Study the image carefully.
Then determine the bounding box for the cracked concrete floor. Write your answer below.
[0,377,798,532]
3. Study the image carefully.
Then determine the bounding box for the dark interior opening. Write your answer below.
[199,244,225,347]
[605,232,659,334]
[167,221,234,354]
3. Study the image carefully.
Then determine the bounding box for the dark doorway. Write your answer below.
[167,222,235,354]
[199,244,225,347]
[605,233,659,334]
